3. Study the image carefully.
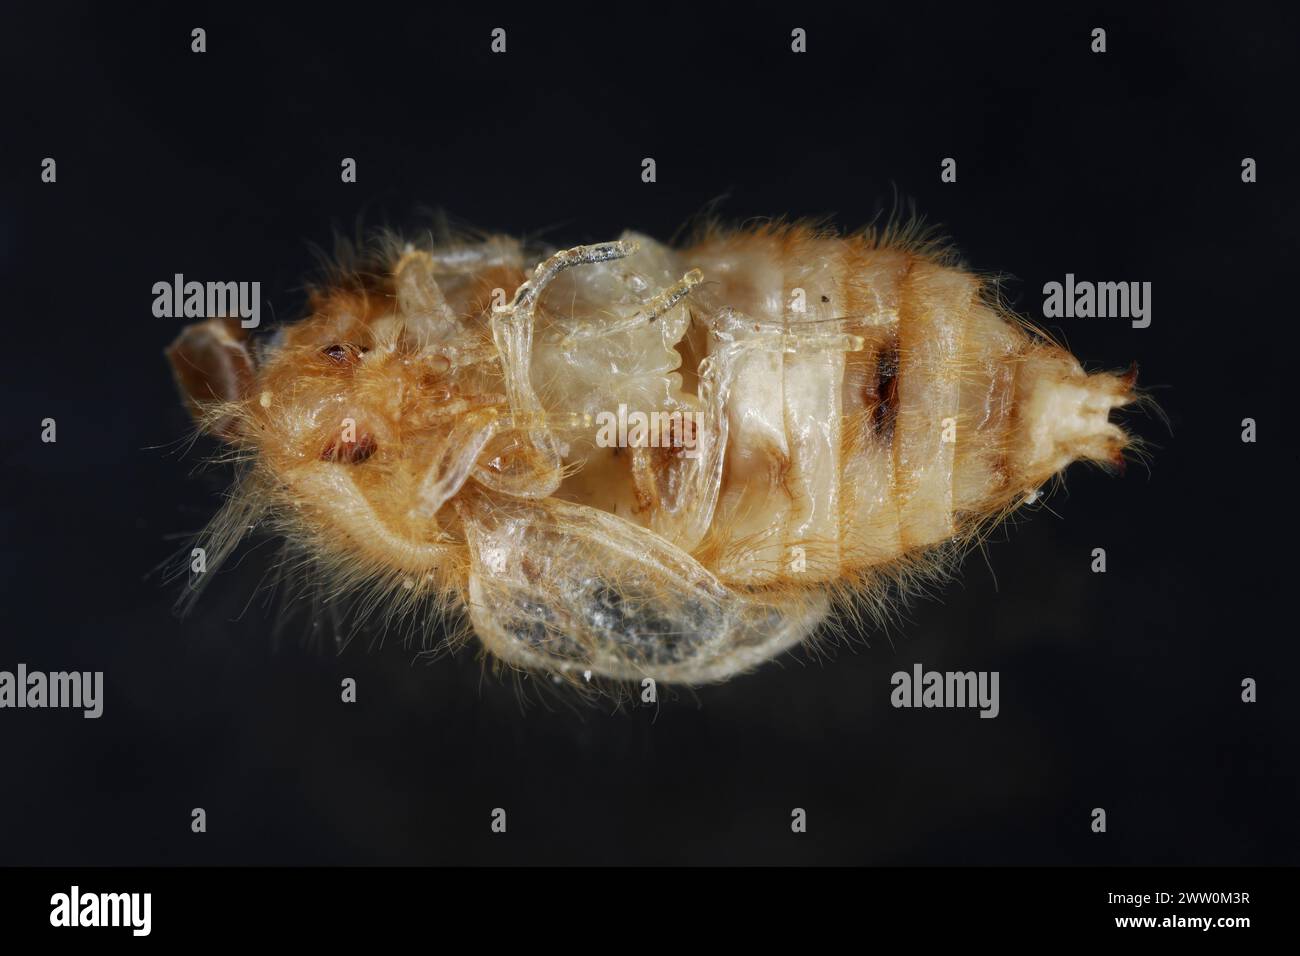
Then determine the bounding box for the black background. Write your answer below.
[1,4,1296,866]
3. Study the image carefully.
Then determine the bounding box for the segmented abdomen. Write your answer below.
[679,228,1133,588]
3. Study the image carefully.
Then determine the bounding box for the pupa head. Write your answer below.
[164,250,522,580]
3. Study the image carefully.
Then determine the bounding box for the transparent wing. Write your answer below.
[461,497,828,684]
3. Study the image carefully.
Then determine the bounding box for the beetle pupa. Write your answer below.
[167,220,1143,687]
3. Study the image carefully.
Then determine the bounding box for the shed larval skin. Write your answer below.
[168,224,1137,686]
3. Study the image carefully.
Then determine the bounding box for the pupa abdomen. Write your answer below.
[167,220,1139,687]
[674,226,1135,587]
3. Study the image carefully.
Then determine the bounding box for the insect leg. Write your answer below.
[410,408,505,518]
[628,307,868,551]
[423,237,524,274]
[709,307,867,355]
[559,268,704,343]
[394,249,456,323]
[502,240,639,319]
[489,241,641,496]
[380,248,479,353]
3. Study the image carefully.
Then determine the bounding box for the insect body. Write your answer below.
[167,221,1139,687]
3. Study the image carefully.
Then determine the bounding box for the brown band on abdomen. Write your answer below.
[867,340,901,443]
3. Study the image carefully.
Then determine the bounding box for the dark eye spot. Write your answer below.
[821,295,830,303]
[321,433,377,464]
[321,343,365,365]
